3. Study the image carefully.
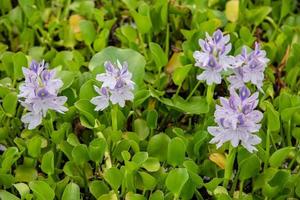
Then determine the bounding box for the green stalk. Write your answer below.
[223,146,237,189]
[287,120,292,146]
[206,84,215,107]
[239,180,244,199]
[186,80,201,101]
[111,104,118,131]
[264,128,271,171]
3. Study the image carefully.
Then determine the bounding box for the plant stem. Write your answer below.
[264,128,271,171]
[111,104,118,132]
[229,170,239,196]
[206,84,215,107]
[165,23,170,57]
[186,80,201,101]
[239,180,244,199]
[287,120,292,146]
[223,146,236,189]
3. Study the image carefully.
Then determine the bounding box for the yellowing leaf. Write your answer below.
[225,0,239,22]
[209,153,226,169]
[69,15,83,40]
[166,52,183,74]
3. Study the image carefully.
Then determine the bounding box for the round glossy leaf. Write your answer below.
[88,138,106,162]
[165,168,189,197]
[41,151,54,175]
[29,181,55,200]
[269,147,295,168]
[147,133,170,161]
[103,167,123,190]
[89,180,109,199]
[133,119,149,140]
[239,154,260,181]
[72,144,90,165]
[167,137,186,167]
[142,157,160,172]
[62,183,80,200]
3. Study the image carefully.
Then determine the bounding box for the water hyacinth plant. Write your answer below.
[91,60,134,110]
[208,86,263,153]
[18,60,68,129]
[228,42,270,90]
[0,1,300,199]
[193,30,235,85]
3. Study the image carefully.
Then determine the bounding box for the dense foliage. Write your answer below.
[0,0,300,199]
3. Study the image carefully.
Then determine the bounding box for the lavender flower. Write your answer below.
[208,86,263,152]
[91,60,134,110]
[19,60,68,129]
[228,42,269,90]
[193,29,235,85]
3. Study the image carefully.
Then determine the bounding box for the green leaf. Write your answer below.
[264,101,280,132]
[149,190,164,200]
[142,157,160,172]
[125,192,146,200]
[268,170,290,188]
[57,71,76,91]
[0,173,15,187]
[79,20,96,45]
[165,168,189,197]
[133,89,150,107]
[13,183,30,199]
[62,183,81,200]
[27,136,41,158]
[133,119,149,140]
[245,6,272,26]
[269,147,295,168]
[172,65,192,86]
[167,137,186,167]
[89,47,146,90]
[3,92,18,117]
[130,3,152,34]
[98,191,118,200]
[132,152,148,166]
[79,79,99,100]
[41,151,54,175]
[121,0,138,10]
[13,52,27,80]
[138,172,157,190]
[89,180,109,199]
[29,181,55,200]
[103,167,123,190]
[72,144,90,165]
[158,95,209,115]
[239,154,260,181]
[280,0,294,20]
[146,109,158,129]
[149,42,167,70]
[88,138,106,162]
[147,133,170,161]
[93,28,110,52]
[15,166,37,183]
[0,190,20,200]
[74,99,97,128]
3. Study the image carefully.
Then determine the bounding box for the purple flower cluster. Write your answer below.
[208,87,263,152]
[193,30,235,85]
[194,30,269,152]
[228,42,269,90]
[91,60,134,110]
[19,60,68,129]
[193,30,269,89]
